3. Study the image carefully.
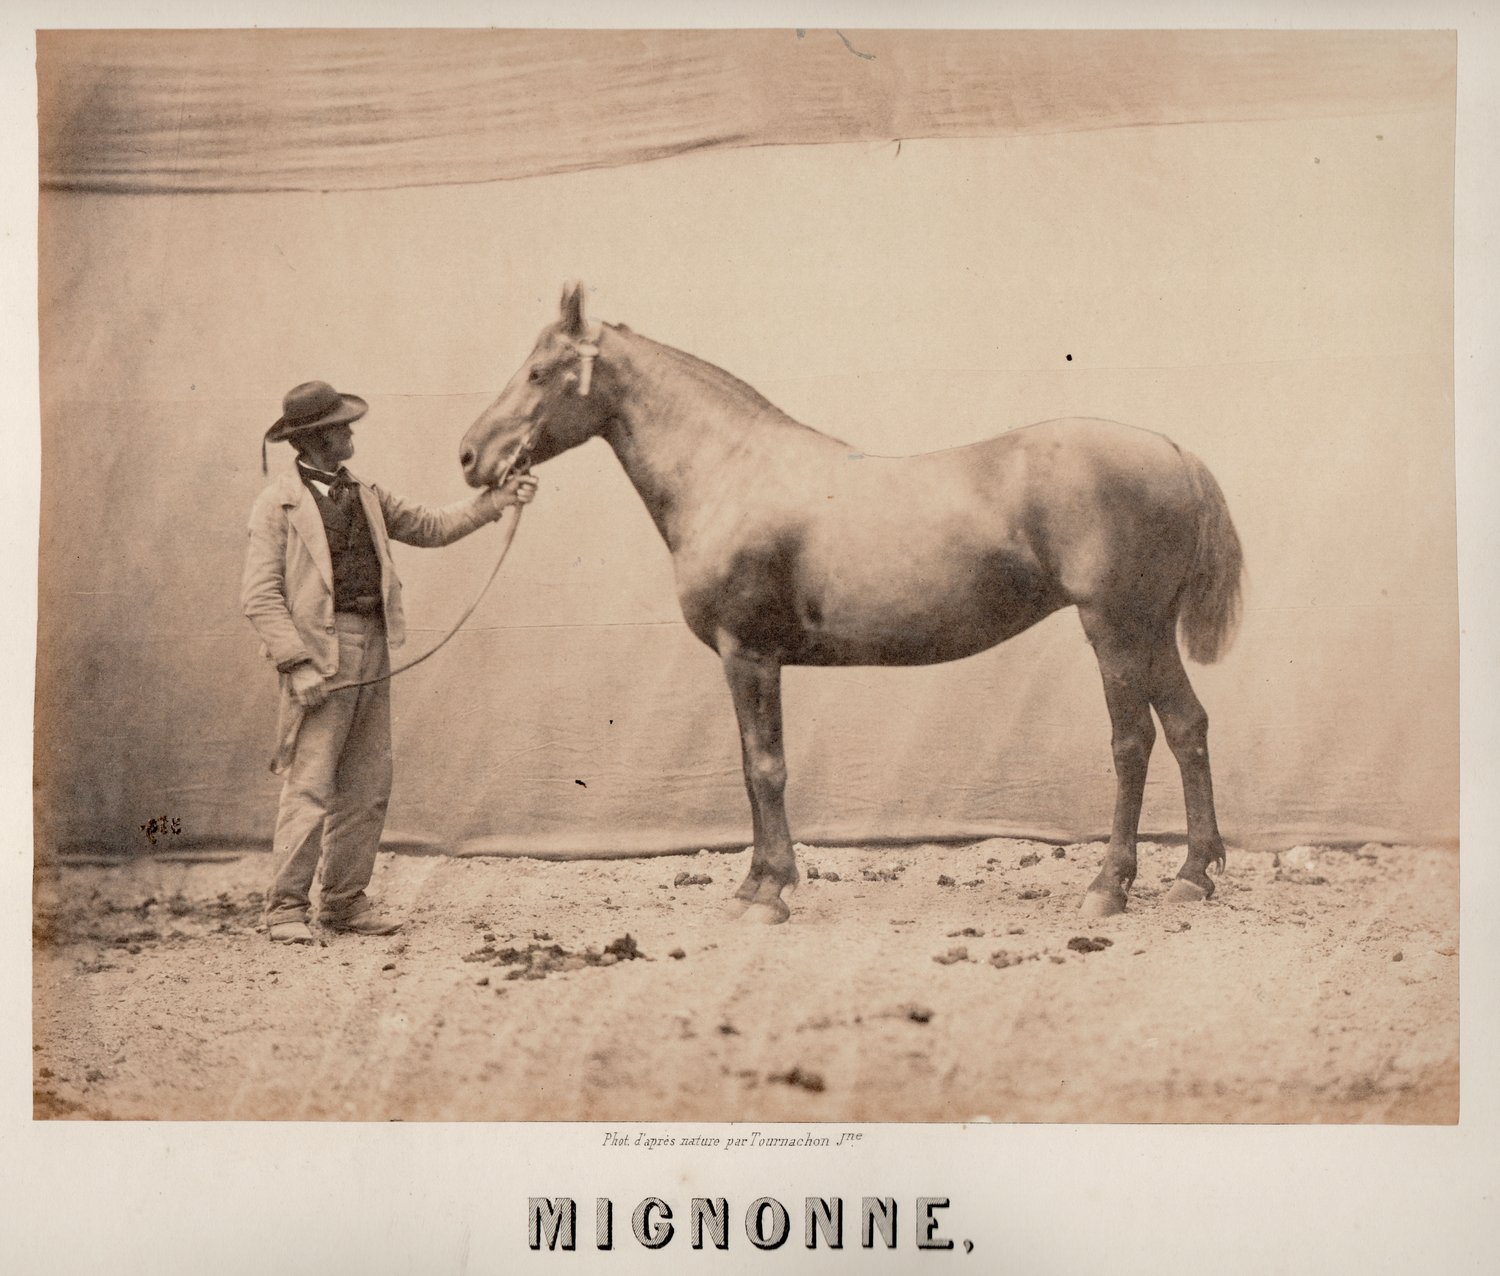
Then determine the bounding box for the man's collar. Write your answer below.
[297,461,350,487]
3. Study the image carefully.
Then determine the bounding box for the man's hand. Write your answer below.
[287,662,330,710]
[494,473,539,509]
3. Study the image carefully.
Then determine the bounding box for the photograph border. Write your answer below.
[5,2,1498,1270]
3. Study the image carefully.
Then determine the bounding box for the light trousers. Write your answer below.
[263,613,392,925]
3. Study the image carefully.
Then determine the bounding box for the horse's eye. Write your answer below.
[528,366,549,384]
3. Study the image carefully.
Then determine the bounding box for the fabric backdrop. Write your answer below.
[35,30,1457,858]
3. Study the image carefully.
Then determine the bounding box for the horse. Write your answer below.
[460,283,1244,925]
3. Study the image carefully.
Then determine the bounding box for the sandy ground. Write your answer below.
[32,838,1457,1123]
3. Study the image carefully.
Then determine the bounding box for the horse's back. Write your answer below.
[826,415,1202,621]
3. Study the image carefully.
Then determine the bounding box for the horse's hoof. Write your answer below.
[1164,878,1209,904]
[739,899,791,926]
[1079,889,1127,919]
[722,896,752,920]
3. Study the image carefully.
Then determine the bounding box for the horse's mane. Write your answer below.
[611,323,833,441]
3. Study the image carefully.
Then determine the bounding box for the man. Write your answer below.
[242,380,536,944]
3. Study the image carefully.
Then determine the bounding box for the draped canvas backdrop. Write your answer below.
[35,30,1457,859]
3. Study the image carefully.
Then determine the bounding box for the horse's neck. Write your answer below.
[602,331,840,550]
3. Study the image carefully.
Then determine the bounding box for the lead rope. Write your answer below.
[327,496,526,694]
[271,486,528,773]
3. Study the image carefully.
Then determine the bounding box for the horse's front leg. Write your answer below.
[719,636,797,925]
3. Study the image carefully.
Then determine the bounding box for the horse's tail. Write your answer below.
[1176,448,1244,664]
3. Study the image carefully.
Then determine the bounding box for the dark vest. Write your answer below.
[303,474,384,615]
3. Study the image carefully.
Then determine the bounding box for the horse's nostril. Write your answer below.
[460,448,475,469]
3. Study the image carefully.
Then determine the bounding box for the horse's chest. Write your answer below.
[676,530,809,655]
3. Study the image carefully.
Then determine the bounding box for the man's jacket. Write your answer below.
[241,470,504,676]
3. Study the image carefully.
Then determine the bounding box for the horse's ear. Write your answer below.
[559,280,587,336]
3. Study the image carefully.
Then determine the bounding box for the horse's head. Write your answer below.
[460,281,613,489]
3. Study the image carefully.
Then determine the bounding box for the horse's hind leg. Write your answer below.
[719,637,797,925]
[1149,636,1227,902]
[1078,608,1156,918]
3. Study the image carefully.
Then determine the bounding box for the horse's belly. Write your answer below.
[799,562,1063,665]
[691,538,1063,666]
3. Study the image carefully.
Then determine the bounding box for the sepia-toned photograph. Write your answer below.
[31,22,1461,1136]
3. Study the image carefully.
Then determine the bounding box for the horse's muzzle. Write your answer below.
[461,421,535,489]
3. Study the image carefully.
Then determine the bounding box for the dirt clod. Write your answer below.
[1019,853,1042,867]
[673,872,713,887]
[604,934,642,961]
[936,875,955,887]
[933,946,969,965]
[768,1066,826,1093]
[464,933,646,981]
[1067,936,1114,954]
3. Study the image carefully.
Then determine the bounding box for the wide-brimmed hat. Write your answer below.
[262,380,368,472]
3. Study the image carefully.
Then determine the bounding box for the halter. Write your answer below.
[494,321,603,484]
[574,321,603,397]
